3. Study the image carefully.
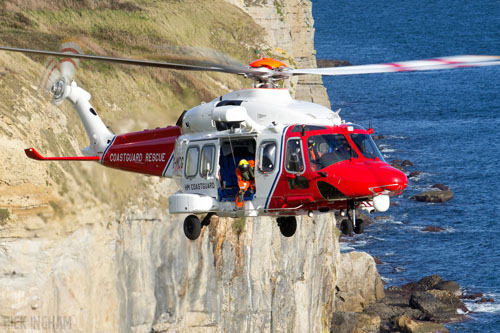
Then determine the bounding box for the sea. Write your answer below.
[311,0,500,331]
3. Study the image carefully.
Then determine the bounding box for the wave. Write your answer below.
[464,295,500,314]
[340,243,355,252]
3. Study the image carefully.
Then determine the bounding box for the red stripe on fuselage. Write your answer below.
[101,126,181,176]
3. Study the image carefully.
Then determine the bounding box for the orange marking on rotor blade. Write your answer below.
[39,57,57,87]
[428,58,472,68]
[385,62,412,72]
[61,57,78,69]
[60,48,81,55]
[40,59,59,93]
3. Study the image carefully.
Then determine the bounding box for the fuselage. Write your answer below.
[98,88,407,217]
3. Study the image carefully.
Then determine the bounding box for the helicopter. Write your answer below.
[1,42,499,240]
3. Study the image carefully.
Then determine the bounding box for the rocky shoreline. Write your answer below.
[332,274,492,332]
[330,139,482,332]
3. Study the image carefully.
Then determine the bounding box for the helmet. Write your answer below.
[238,159,249,172]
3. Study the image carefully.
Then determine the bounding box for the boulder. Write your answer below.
[428,289,468,313]
[409,291,462,322]
[422,226,446,233]
[408,171,422,179]
[461,293,483,300]
[402,275,443,292]
[391,162,404,171]
[331,312,381,333]
[435,281,461,297]
[475,297,495,304]
[431,184,450,191]
[373,256,383,265]
[411,190,453,203]
[402,160,414,167]
[394,314,449,333]
[335,252,385,312]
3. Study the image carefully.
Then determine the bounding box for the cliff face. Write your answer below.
[0,1,382,332]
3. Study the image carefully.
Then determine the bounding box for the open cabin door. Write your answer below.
[218,137,256,202]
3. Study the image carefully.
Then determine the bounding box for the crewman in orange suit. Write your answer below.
[235,159,255,208]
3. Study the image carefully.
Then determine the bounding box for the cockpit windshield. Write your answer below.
[349,134,385,161]
[307,134,357,171]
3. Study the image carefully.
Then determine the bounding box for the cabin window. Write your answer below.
[285,138,304,173]
[258,141,277,173]
[200,145,215,177]
[185,146,199,178]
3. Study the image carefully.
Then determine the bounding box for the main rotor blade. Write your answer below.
[0,45,249,75]
[291,55,500,76]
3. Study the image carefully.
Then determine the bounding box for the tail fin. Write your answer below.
[64,81,114,156]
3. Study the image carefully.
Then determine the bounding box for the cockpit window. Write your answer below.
[307,134,357,171]
[349,134,385,161]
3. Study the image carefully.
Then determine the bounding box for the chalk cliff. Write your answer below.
[0,1,382,331]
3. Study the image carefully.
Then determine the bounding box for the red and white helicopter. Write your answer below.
[1,43,499,240]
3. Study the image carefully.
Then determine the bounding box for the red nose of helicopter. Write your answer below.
[371,164,408,194]
[324,161,408,198]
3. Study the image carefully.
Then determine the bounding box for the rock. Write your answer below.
[331,312,381,333]
[402,160,414,167]
[431,184,449,191]
[428,289,468,313]
[373,256,383,265]
[364,301,423,323]
[394,314,449,333]
[410,291,462,322]
[408,171,422,179]
[475,297,495,304]
[422,226,446,233]
[317,59,352,68]
[357,209,374,225]
[335,252,385,312]
[461,293,483,300]
[403,275,444,292]
[435,281,461,297]
[411,190,453,203]
[391,162,404,170]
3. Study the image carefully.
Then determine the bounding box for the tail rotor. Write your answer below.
[38,40,83,105]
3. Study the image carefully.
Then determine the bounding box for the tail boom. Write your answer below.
[100,126,181,177]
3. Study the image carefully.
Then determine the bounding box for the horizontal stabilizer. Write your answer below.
[24,148,100,161]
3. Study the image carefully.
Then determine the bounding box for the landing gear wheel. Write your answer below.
[183,215,201,240]
[340,219,353,235]
[354,219,365,234]
[277,216,297,237]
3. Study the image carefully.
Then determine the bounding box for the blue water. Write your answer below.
[311,0,500,331]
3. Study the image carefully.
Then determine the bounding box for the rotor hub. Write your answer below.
[51,77,67,104]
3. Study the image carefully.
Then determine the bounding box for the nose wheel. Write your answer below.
[276,216,297,237]
[339,202,364,235]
